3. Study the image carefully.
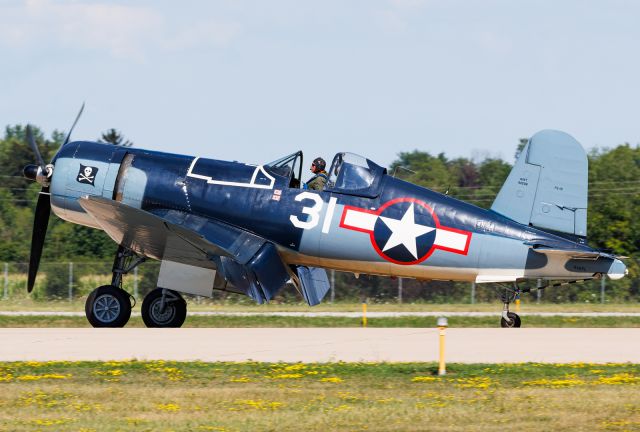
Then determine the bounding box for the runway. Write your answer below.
[1,328,639,363]
[3,311,640,317]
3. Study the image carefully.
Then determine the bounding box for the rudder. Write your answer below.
[491,130,588,238]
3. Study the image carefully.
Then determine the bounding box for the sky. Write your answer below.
[2,0,640,172]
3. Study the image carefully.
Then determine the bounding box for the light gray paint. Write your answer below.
[492,130,588,236]
[158,260,216,297]
[50,157,114,228]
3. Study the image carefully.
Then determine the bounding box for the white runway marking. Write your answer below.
[1,328,639,363]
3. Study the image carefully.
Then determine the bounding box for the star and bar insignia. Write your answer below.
[339,198,471,265]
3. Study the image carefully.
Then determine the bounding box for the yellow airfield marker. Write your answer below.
[437,317,448,376]
[515,292,521,313]
[362,302,368,327]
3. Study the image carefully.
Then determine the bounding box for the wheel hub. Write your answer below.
[93,294,121,323]
[151,299,175,324]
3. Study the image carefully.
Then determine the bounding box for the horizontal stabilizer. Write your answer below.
[530,248,603,260]
[491,130,588,237]
[524,239,612,260]
[525,241,628,280]
[296,266,331,306]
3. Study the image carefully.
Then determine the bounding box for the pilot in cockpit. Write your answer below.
[305,157,328,191]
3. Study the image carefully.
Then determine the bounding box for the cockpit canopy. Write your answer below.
[266,151,386,197]
[266,151,303,188]
[327,152,386,197]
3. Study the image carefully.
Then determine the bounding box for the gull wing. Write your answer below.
[78,196,330,305]
[78,196,232,268]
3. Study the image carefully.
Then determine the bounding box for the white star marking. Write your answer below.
[379,203,435,259]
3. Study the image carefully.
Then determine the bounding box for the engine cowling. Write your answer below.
[49,141,128,229]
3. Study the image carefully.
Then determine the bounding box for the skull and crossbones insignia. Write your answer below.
[77,164,98,186]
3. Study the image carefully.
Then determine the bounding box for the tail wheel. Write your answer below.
[141,288,187,328]
[85,285,132,328]
[500,312,522,328]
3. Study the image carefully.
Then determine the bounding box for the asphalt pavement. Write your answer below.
[1,328,638,363]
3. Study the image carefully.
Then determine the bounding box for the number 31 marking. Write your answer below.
[289,192,337,232]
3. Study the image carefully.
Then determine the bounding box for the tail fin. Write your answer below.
[491,130,588,238]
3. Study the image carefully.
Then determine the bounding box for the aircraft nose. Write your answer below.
[607,259,627,280]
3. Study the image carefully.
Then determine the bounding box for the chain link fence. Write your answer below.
[0,261,638,304]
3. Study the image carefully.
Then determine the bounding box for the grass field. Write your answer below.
[0,361,638,431]
[2,314,640,328]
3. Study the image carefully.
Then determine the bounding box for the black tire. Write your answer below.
[85,285,132,328]
[141,288,187,328]
[500,312,522,328]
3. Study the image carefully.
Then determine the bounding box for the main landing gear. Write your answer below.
[141,288,187,328]
[85,285,132,328]
[85,246,189,328]
[498,284,522,328]
[86,247,142,328]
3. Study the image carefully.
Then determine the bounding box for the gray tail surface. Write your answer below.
[491,130,588,238]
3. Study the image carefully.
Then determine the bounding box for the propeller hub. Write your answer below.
[23,164,39,181]
[23,164,52,186]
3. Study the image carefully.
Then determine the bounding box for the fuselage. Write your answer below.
[49,141,626,284]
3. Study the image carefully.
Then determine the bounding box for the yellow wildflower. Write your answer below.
[320,377,343,383]
[232,399,283,410]
[269,373,303,380]
[412,376,438,383]
[455,377,493,389]
[596,373,640,385]
[521,378,585,388]
[282,364,307,371]
[93,369,125,377]
[16,374,71,381]
[156,403,181,412]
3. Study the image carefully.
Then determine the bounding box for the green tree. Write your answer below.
[0,126,62,206]
[99,129,132,147]
[390,150,455,192]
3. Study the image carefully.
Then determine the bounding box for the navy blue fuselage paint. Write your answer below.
[54,140,601,267]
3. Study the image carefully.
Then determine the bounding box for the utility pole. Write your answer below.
[3,263,8,299]
[536,278,543,303]
[330,269,335,303]
[133,266,139,300]
[68,262,73,302]
[470,282,476,304]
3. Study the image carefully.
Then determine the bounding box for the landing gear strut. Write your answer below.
[85,246,145,328]
[499,284,521,328]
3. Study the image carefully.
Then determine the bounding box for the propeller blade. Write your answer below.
[63,102,85,146]
[26,125,45,169]
[27,188,51,293]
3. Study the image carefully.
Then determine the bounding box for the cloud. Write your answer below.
[374,9,410,34]
[389,0,430,9]
[0,1,242,60]
[162,20,243,51]
[475,31,514,55]
[374,0,431,34]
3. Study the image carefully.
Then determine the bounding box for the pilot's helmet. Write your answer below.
[312,157,326,171]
